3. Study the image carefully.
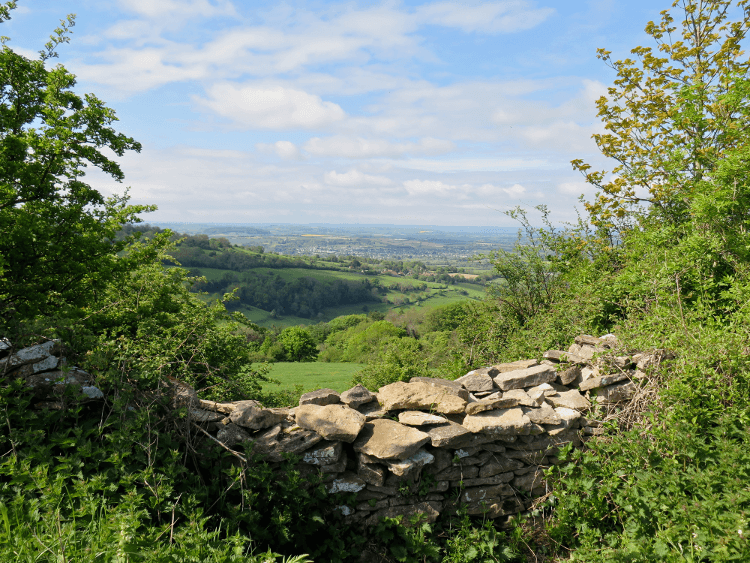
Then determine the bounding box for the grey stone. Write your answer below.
[216,423,251,447]
[492,359,539,373]
[299,388,341,406]
[357,401,388,420]
[433,465,479,481]
[353,419,431,460]
[545,389,591,410]
[463,408,533,436]
[463,366,500,378]
[461,484,513,504]
[3,340,60,370]
[493,364,557,391]
[385,449,434,477]
[426,422,496,448]
[579,372,630,391]
[478,457,524,478]
[295,404,366,442]
[398,411,448,426]
[365,501,442,527]
[522,405,561,425]
[543,350,586,364]
[558,365,582,386]
[230,404,285,431]
[340,384,376,408]
[513,467,546,493]
[409,377,470,400]
[451,473,514,487]
[378,381,467,414]
[190,408,224,423]
[358,458,386,487]
[589,381,636,404]
[327,472,366,494]
[302,441,343,465]
[455,373,496,393]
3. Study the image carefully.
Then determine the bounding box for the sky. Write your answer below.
[6,0,670,226]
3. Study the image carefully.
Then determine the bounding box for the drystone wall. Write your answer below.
[0,334,668,526]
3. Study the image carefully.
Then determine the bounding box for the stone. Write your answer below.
[451,472,515,487]
[589,381,637,404]
[353,419,431,460]
[199,400,238,414]
[0,338,10,357]
[465,396,521,415]
[2,340,60,370]
[493,364,557,391]
[558,365,582,386]
[504,450,546,464]
[454,373,496,393]
[302,441,343,466]
[358,458,386,487]
[478,457,524,478]
[492,359,538,373]
[299,388,341,406]
[385,449,434,477]
[398,411,447,426]
[462,497,524,518]
[554,407,582,427]
[513,467,546,493]
[357,401,388,420]
[463,408,533,436]
[461,484,513,505]
[327,472,366,494]
[377,381,467,414]
[576,345,596,360]
[575,335,606,347]
[481,443,507,453]
[230,404,285,431]
[340,384,376,408]
[579,372,630,392]
[365,501,442,527]
[253,424,323,461]
[433,465,479,481]
[190,408,224,423]
[543,350,586,364]
[171,380,199,409]
[522,405,561,425]
[427,448,452,473]
[502,388,538,407]
[295,404,366,443]
[510,430,581,452]
[216,423,251,447]
[545,389,591,411]
[580,366,599,382]
[425,423,497,449]
[409,377,470,400]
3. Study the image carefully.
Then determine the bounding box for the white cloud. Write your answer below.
[196,84,346,129]
[304,136,454,158]
[403,179,459,195]
[324,169,393,187]
[256,141,303,160]
[417,1,555,34]
[117,0,236,20]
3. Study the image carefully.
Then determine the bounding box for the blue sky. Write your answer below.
[7,0,669,226]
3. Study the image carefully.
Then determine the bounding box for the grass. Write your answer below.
[263,361,366,393]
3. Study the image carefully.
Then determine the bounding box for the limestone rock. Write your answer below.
[463,408,532,436]
[462,366,500,378]
[216,423,251,447]
[295,404,365,443]
[432,465,479,481]
[579,372,630,392]
[230,404,285,431]
[398,411,447,426]
[513,467,546,493]
[358,457,386,487]
[353,419,431,460]
[0,338,10,357]
[492,359,538,373]
[425,422,495,449]
[190,408,224,423]
[385,449,434,477]
[327,472,366,494]
[465,396,522,415]
[452,473,514,488]
[543,350,586,364]
[461,483,513,505]
[357,401,388,420]
[478,457,524,478]
[408,377,470,401]
[493,364,557,391]
[522,404,561,425]
[302,441,343,466]
[2,340,60,371]
[545,389,591,411]
[340,384,376,408]
[455,373,496,393]
[558,365,582,386]
[378,381,467,414]
[589,381,636,404]
[299,388,341,406]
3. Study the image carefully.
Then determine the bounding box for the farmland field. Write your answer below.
[262,362,365,393]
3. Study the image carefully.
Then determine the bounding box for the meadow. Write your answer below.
[262,361,365,393]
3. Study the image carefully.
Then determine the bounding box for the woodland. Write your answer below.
[2,0,750,561]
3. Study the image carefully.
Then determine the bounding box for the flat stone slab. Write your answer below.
[492,359,538,373]
[398,411,447,426]
[408,377,470,400]
[579,372,630,391]
[365,501,442,527]
[463,408,533,436]
[385,449,434,477]
[378,381,467,414]
[454,373,496,393]
[493,364,557,391]
[353,419,431,460]
[589,381,636,404]
[295,404,366,443]
[478,457,524,478]
[522,404,561,425]
[216,423,251,447]
[425,422,495,449]
[327,472,366,494]
[545,389,591,411]
[302,441,343,466]
[230,404,286,431]
[299,388,341,406]
[465,395,524,415]
[340,384,376,408]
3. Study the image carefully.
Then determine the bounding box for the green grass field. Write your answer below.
[262,362,365,393]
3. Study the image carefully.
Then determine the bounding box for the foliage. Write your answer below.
[572,0,750,230]
[352,337,432,390]
[275,326,318,362]
[0,9,151,322]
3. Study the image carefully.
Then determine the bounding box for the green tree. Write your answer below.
[276,326,318,362]
[572,0,750,231]
[0,5,149,323]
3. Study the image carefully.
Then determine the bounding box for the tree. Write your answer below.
[0,4,150,323]
[572,0,750,232]
[276,326,318,362]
